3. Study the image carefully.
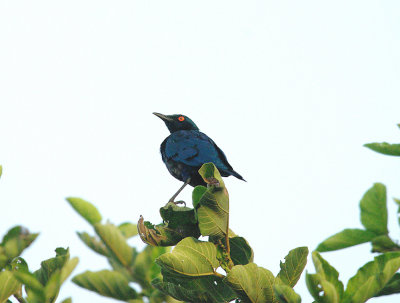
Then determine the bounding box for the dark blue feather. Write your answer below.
[154,112,244,188]
[161,130,244,186]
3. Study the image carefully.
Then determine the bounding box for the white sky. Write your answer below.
[1,1,400,302]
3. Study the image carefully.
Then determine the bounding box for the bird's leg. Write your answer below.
[169,178,191,205]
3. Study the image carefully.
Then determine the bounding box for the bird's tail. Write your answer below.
[226,169,246,182]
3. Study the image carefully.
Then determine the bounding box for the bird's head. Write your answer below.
[153,113,199,133]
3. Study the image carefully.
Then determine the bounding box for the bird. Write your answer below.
[153,112,245,202]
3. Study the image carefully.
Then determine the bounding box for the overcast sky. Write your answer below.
[1,1,400,302]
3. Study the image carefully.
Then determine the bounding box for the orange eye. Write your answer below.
[178,116,185,121]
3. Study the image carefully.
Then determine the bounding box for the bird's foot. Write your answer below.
[168,199,186,206]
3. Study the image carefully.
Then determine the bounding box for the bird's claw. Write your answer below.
[168,200,186,206]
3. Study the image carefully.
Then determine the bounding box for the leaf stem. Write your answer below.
[225,228,230,255]
[213,271,225,279]
[225,191,234,269]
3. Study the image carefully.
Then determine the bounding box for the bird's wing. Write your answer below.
[164,131,229,169]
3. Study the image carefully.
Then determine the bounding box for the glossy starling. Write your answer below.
[154,112,245,202]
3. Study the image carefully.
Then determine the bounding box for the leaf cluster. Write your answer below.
[0,166,76,303]
[139,163,309,303]
[306,125,400,302]
[0,228,76,303]
[66,197,175,302]
[316,183,398,254]
[3,124,400,303]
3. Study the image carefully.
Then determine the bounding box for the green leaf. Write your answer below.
[23,250,77,303]
[159,203,200,239]
[394,198,400,226]
[198,163,225,187]
[76,232,108,256]
[153,272,236,303]
[13,271,45,296]
[192,185,207,208]
[156,237,219,277]
[375,273,400,297]
[118,222,138,238]
[60,257,79,284]
[316,229,377,252]
[148,289,167,303]
[0,165,2,178]
[197,163,229,238]
[94,223,133,266]
[159,203,198,229]
[312,251,343,295]
[137,216,194,247]
[224,263,275,303]
[359,183,388,235]
[274,285,301,303]
[197,189,229,238]
[60,298,72,303]
[1,226,38,267]
[43,270,62,303]
[364,142,400,156]
[0,270,20,303]
[306,274,340,303]
[343,252,400,303]
[0,255,6,270]
[160,269,235,302]
[371,235,400,252]
[131,245,169,289]
[230,237,254,265]
[34,247,70,286]
[72,270,138,301]
[153,279,206,302]
[306,252,343,303]
[276,247,308,288]
[66,197,102,225]
[8,257,29,274]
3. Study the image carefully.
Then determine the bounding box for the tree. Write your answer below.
[2,124,400,303]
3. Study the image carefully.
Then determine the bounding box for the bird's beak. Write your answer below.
[153,112,173,122]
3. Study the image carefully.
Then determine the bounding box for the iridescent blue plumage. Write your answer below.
[154,113,244,201]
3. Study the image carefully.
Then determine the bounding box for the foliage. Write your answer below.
[66,197,177,302]
[317,125,400,256]
[306,124,400,302]
[364,124,400,156]
[0,166,77,303]
[66,125,400,302]
[139,163,308,303]
[3,124,400,303]
[139,125,400,303]
[306,251,400,303]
